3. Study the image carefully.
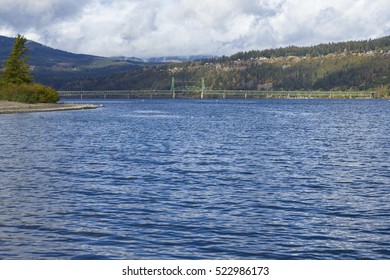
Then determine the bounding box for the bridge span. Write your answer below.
[59,90,374,100]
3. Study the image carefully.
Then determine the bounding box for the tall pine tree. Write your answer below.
[2,34,33,85]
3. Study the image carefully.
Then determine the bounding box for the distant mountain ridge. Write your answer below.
[0,36,104,67]
[0,35,216,89]
[111,55,217,63]
[144,55,218,63]
[0,36,213,66]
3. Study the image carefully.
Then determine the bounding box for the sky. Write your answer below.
[0,0,389,58]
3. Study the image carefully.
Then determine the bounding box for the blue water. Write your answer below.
[0,99,389,260]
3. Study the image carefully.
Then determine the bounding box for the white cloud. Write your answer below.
[269,0,390,46]
[0,0,389,57]
[0,0,85,27]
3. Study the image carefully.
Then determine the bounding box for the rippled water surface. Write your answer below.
[1,99,389,259]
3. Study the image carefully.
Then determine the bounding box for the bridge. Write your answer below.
[59,90,375,100]
[59,77,375,99]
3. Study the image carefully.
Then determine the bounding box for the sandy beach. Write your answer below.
[0,101,99,114]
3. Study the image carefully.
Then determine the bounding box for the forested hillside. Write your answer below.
[61,36,389,95]
[228,36,390,60]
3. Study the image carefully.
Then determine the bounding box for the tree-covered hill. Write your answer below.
[227,36,390,60]
[60,35,389,95]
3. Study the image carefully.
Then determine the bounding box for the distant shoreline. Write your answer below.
[0,101,99,114]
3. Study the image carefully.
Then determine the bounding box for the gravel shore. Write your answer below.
[0,101,99,114]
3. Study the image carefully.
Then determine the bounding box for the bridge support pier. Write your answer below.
[171,77,176,99]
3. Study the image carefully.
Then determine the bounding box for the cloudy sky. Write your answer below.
[0,0,389,58]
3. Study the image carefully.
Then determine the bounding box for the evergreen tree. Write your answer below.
[1,34,33,85]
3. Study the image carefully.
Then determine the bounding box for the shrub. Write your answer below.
[31,84,60,103]
[0,83,60,103]
[375,85,390,98]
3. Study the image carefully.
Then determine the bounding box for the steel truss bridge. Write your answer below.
[59,77,374,99]
[59,90,374,100]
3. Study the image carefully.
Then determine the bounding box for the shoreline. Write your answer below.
[0,101,99,114]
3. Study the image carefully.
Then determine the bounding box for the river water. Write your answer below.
[0,99,389,259]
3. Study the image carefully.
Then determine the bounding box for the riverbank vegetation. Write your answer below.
[0,35,59,103]
[0,83,59,103]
